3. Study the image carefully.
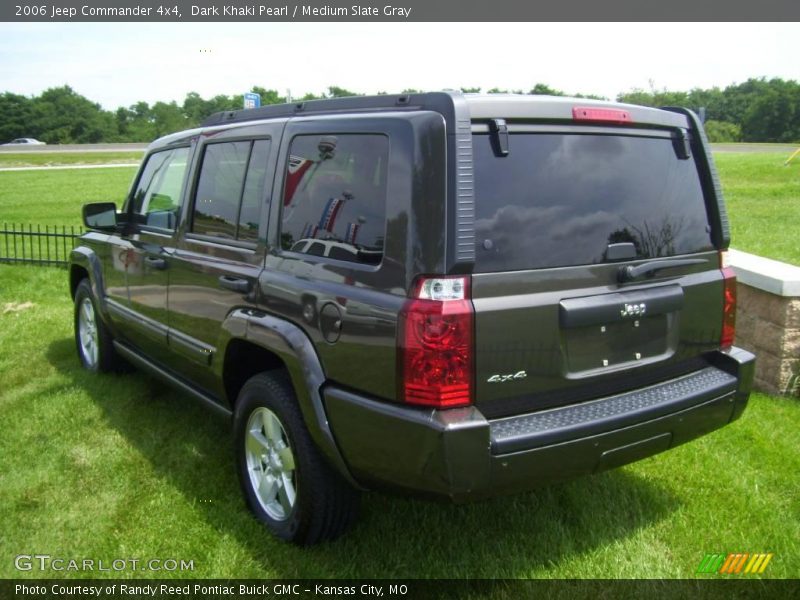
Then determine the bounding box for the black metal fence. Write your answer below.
[0,223,84,267]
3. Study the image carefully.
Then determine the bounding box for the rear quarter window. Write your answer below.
[280,133,388,265]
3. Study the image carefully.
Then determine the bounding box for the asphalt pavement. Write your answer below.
[0,143,148,153]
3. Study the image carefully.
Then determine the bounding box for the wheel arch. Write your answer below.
[217,309,361,489]
[70,246,111,322]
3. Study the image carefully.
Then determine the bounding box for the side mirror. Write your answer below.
[82,202,118,231]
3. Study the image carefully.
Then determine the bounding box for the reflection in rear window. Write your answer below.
[472,133,714,272]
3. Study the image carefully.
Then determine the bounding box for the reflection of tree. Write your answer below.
[608,216,685,259]
[606,227,642,256]
[280,232,295,250]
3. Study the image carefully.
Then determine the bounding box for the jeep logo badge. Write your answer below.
[621,302,646,318]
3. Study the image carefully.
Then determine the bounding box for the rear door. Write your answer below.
[167,125,279,396]
[469,125,724,418]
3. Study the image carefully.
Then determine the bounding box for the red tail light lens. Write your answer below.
[721,265,737,349]
[398,276,474,408]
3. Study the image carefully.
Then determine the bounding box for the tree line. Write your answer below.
[1,78,797,144]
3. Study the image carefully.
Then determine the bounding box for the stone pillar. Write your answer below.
[729,250,800,396]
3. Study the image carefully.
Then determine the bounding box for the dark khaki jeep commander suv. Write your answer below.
[70,92,755,544]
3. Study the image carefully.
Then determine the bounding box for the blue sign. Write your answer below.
[243,92,261,109]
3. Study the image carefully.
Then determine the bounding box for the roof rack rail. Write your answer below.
[200,91,461,127]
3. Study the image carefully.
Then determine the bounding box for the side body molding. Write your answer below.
[218,308,361,489]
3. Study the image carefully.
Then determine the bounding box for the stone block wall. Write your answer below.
[736,283,800,395]
[729,249,800,397]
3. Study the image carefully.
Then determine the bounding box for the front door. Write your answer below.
[106,146,192,363]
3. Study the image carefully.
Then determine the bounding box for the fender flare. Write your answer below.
[218,308,362,489]
[69,246,111,321]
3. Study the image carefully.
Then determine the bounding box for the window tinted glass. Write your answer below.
[473,133,713,272]
[308,242,326,256]
[281,134,388,264]
[237,140,270,242]
[191,139,271,242]
[130,147,190,230]
[193,141,250,239]
[328,246,357,261]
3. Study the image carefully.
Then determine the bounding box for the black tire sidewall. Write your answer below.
[74,280,103,372]
[234,374,306,542]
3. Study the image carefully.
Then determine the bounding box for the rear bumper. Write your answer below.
[324,347,755,502]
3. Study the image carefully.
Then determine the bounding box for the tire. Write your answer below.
[234,371,360,545]
[73,279,125,373]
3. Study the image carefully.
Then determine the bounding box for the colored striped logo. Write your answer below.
[697,553,773,575]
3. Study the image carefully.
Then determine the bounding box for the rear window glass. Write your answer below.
[472,133,714,272]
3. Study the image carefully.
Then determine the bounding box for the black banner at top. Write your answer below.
[3,0,800,21]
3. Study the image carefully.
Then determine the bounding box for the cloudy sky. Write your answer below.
[1,22,797,109]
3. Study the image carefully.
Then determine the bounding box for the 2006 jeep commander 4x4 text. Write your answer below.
[70,92,755,544]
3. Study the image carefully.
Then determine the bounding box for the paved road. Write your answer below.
[711,143,798,154]
[0,163,140,172]
[0,143,147,153]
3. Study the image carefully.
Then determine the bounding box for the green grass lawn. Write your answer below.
[715,153,800,266]
[0,151,143,168]
[0,167,137,226]
[1,265,798,579]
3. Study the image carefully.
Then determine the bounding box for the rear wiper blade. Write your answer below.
[618,258,707,283]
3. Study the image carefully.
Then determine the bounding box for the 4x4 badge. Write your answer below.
[487,371,528,383]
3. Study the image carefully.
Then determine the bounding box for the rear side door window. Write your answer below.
[191,139,271,243]
[129,147,191,230]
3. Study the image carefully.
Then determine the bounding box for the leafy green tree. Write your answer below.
[740,79,800,142]
[0,92,34,142]
[151,101,186,138]
[326,86,359,98]
[529,83,564,96]
[115,102,156,141]
[250,87,285,105]
[30,86,116,143]
[703,120,742,143]
[616,87,689,107]
[487,87,526,94]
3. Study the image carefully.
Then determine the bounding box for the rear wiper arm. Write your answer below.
[618,258,707,283]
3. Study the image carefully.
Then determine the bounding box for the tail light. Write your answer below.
[397,276,474,408]
[720,252,736,349]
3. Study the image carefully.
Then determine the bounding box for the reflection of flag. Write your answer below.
[345,222,360,244]
[283,155,314,206]
[318,196,345,232]
[301,223,319,239]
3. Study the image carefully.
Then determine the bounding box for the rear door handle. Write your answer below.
[218,276,251,293]
[145,256,167,270]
